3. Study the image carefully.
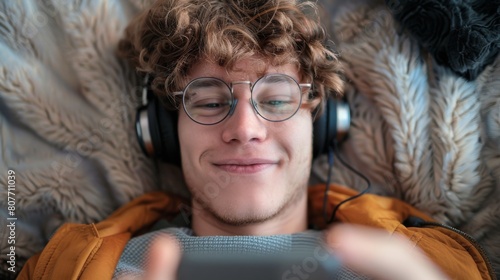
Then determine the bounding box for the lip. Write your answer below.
[213,158,278,174]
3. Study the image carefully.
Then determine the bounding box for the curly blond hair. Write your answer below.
[118,0,343,111]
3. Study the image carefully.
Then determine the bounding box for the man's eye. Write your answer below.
[197,102,227,108]
[189,96,226,105]
[264,100,291,106]
[257,98,297,115]
[191,99,230,109]
[258,95,293,107]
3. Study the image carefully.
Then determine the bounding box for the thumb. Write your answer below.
[144,234,181,280]
[325,224,447,280]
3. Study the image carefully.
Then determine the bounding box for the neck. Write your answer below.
[191,194,308,236]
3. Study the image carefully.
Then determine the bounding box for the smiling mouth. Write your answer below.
[213,163,276,174]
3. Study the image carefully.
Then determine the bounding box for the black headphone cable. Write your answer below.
[322,140,372,224]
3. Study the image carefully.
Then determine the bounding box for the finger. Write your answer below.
[144,234,181,280]
[325,224,447,280]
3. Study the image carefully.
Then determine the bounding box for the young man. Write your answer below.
[19,0,493,279]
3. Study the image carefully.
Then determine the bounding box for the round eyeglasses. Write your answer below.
[173,74,312,125]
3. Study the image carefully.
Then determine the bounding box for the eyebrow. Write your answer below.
[262,75,296,83]
[174,78,226,96]
[189,79,226,89]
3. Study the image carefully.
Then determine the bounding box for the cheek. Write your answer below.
[178,111,200,166]
[178,113,207,195]
[297,124,314,163]
[278,111,314,160]
[298,113,314,162]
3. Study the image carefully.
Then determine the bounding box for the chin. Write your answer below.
[226,187,278,210]
[212,203,280,226]
[209,187,289,225]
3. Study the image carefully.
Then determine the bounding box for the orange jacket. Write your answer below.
[19,184,494,279]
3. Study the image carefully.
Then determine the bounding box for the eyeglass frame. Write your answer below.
[172,73,312,125]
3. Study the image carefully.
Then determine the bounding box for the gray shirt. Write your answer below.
[113,223,368,279]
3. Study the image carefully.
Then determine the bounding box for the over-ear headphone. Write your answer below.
[135,77,350,166]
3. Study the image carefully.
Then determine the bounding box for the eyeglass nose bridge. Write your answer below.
[229,80,253,93]
[230,81,252,86]
[227,80,254,117]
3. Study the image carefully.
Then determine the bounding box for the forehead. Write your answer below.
[186,57,301,83]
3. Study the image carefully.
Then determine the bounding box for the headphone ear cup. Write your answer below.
[135,105,151,157]
[312,97,350,158]
[154,100,181,165]
[313,98,335,159]
[135,97,181,166]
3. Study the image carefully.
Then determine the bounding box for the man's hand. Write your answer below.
[325,224,448,280]
[144,234,181,280]
[129,225,448,280]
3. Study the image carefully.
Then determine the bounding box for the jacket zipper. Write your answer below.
[420,221,497,280]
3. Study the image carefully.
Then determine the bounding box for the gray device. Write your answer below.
[177,248,342,280]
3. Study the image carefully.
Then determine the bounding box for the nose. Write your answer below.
[221,86,267,144]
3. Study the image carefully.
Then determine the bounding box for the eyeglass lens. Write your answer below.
[182,74,302,125]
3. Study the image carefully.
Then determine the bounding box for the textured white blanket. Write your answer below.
[0,0,498,275]
[315,0,500,273]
